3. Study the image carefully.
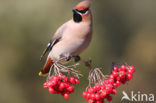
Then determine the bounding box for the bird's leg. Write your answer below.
[74,56,81,62]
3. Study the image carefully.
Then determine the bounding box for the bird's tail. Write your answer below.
[39,57,53,76]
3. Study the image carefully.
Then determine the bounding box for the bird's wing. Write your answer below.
[40,39,59,61]
[40,22,68,61]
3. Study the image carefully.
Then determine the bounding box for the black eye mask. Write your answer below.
[73,12,82,23]
[76,8,89,14]
[73,8,89,23]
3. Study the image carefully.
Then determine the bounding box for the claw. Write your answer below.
[60,53,72,61]
[65,56,71,61]
[74,56,81,62]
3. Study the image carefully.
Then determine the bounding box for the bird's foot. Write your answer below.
[60,53,71,61]
[74,56,81,62]
[65,56,71,61]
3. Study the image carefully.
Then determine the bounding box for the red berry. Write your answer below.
[59,83,66,89]
[75,79,79,84]
[88,88,94,93]
[95,93,100,100]
[93,86,97,91]
[106,95,112,102]
[49,87,55,94]
[49,80,57,87]
[95,100,104,103]
[127,74,133,80]
[116,76,121,81]
[108,79,114,84]
[111,89,117,95]
[95,85,101,91]
[69,77,75,84]
[87,93,91,99]
[128,69,133,74]
[64,93,70,99]
[113,66,118,72]
[95,101,102,103]
[100,91,106,98]
[101,85,106,90]
[105,86,112,93]
[128,66,135,74]
[43,82,48,89]
[83,91,88,98]
[91,94,96,100]
[120,65,127,71]
[57,76,61,80]
[88,99,94,103]
[63,77,68,82]
[112,71,118,77]
[116,80,121,86]
[67,86,74,92]
[107,84,113,88]
[113,83,118,88]
[52,76,58,81]
[119,71,126,79]
[109,74,114,79]
[104,80,109,84]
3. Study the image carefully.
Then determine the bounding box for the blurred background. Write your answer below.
[0,0,156,103]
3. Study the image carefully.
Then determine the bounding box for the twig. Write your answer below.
[80,58,108,88]
[46,57,83,82]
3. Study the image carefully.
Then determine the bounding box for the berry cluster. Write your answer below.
[111,65,135,86]
[43,74,79,99]
[83,65,135,103]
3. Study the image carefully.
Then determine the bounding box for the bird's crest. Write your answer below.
[74,0,91,10]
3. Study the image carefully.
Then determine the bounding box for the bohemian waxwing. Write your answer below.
[39,0,93,76]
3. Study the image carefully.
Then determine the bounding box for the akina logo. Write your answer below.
[121,91,155,102]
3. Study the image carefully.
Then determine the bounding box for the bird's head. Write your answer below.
[72,0,92,23]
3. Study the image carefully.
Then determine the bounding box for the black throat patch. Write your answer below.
[73,12,82,23]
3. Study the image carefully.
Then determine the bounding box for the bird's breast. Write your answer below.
[62,21,92,40]
[49,21,92,60]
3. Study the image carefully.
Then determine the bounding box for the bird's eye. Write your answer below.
[76,8,89,14]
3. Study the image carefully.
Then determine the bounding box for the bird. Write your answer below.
[39,0,93,76]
